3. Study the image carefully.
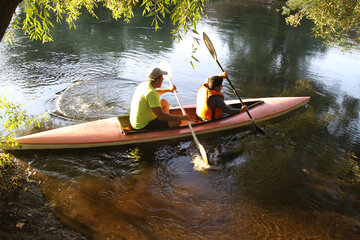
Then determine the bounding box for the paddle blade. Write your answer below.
[198,143,208,163]
[192,141,210,171]
[159,60,172,79]
[203,32,217,61]
[255,125,266,135]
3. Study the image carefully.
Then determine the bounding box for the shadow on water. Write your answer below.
[11,144,158,180]
[226,80,360,234]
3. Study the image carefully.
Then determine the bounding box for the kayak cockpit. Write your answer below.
[118,100,264,135]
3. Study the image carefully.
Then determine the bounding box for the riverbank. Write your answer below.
[0,159,86,240]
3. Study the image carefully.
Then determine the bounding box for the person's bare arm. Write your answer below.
[156,85,177,96]
[151,107,189,121]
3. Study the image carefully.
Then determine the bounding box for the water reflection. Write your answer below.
[205,1,327,99]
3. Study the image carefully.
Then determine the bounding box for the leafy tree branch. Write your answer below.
[282,0,360,48]
[0,94,47,168]
[2,0,208,44]
[1,0,359,53]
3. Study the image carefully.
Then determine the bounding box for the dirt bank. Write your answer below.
[0,161,86,240]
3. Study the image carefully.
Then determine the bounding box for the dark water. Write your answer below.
[1,1,360,239]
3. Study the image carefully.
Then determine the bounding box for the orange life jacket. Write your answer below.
[196,83,224,120]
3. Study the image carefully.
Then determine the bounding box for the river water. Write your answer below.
[1,1,360,239]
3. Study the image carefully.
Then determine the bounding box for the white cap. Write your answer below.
[147,67,167,81]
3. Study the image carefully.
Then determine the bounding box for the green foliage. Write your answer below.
[0,152,13,169]
[282,0,360,48]
[7,0,208,44]
[0,93,47,164]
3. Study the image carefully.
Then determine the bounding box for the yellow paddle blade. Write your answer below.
[192,142,210,172]
[191,130,210,171]
[198,143,208,164]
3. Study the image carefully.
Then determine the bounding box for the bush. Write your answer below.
[0,93,47,176]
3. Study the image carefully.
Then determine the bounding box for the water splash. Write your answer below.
[191,154,210,172]
[56,78,135,120]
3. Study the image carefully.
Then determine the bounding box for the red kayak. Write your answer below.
[2,97,310,150]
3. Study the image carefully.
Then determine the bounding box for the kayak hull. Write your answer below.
[3,97,310,150]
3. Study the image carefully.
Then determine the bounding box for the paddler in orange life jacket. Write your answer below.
[196,72,248,121]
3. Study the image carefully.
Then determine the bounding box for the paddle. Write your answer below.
[203,32,266,135]
[159,60,209,166]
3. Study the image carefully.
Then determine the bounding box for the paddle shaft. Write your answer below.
[159,59,209,165]
[167,77,208,163]
[214,60,256,122]
[202,32,265,134]
[168,80,201,143]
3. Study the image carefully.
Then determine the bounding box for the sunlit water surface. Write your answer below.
[1,0,360,239]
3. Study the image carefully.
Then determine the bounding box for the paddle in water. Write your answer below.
[159,60,210,171]
[203,32,266,135]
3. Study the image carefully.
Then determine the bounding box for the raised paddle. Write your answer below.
[202,32,266,135]
[159,60,209,166]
